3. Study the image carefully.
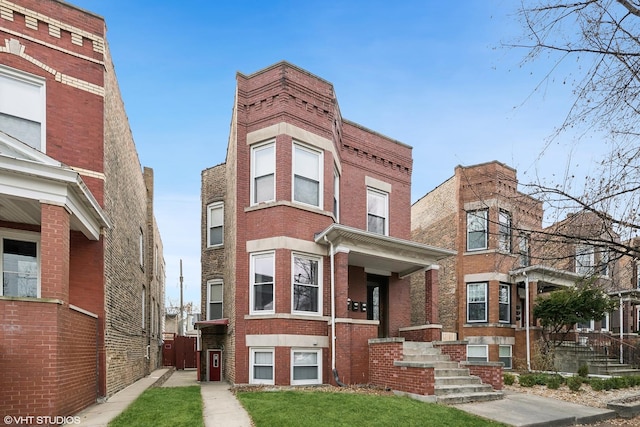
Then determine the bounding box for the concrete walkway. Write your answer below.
[455,390,618,427]
[75,368,252,427]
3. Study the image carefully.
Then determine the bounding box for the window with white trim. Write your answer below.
[1,233,39,298]
[333,168,340,221]
[0,66,45,151]
[292,254,321,315]
[291,349,322,385]
[250,348,274,385]
[601,312,610,332]
[151,297,156,336]
[575,244,594,275]
[499,283,510,323]
[208,279,223,320]
[251,142,275,205]
[467,282,487,323]
[499,345,512,369]
[293,143,322,208]
[599,248,610,276]
[467,210,488,251]
[141,285,146,329]
[139,229,144,268]
[207,202,224,247]
[467,345,488,362]
[367,188,388,235]
[498,209,511,252]
[250,252,274,313]
[518,233,530,267]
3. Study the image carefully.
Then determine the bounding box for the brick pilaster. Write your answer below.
[425,267,439,324]
[40,203,70,303]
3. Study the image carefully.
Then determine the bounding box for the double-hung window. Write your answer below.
[498,210,511,252]
[467,345,488,362]
[141,285,146,329]
[499,284,510,323]
[518,233,530,267]
[333,168,340,221]
[251,142,275,205]
[207,202,224,247]
[467,210,488,251]
[575,244,594,276]
[367,188,388,235]
[1,234,39,298]
[598,248,610,276]
[139,229,144,268]
[467,282,487,323]
[499,345,512,369]
[251,252,274,313]
[250,348,274,385]
[208,280,223,320]
[292,254,321,315]
[291,349,321,385]
[0,66,45,151]
[293,143,322,208]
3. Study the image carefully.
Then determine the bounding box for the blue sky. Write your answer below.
[69,0,607,309]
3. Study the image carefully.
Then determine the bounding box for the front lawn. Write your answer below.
[109,386,203,427]
[237,390,506,427]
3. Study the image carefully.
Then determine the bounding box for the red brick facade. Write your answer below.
[0,0,164,417]
[200,62,451,388]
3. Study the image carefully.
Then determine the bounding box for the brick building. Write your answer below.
[411,161,630,370]
[199,62,456,387]
[0,0,164,417]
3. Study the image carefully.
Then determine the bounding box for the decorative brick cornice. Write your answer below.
[0,37,104,96]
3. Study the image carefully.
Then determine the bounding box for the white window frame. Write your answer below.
[333,167,340,221]
[467,345,488,362]
[498,209,511,253]
[291,253,322,316]
[250,348,275,385]
[599,248,610,277]
[601,312,610,332]
[577,319,595,331]
[207,279,223,320]
[250,251,275,314]
[367,187,389,235]
[251,141,275,205]
[499,283,510,323]
[467,210,488,251]
[467,282,487,323]
[575,244,595,275]
[292,142,323,208]
[139,228,144,268]
[0,65,46,152]
[291,348,322,385]
[207,202,224,247]
[499,345,512,369]
[518,233,530,267]
[0,229,41,298]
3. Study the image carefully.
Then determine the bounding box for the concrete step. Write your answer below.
[606,369,640,377]
[434,367,471,377]
[434,375,482,386]
[395,360,459,369]
[435,384,494,396]
[403,353,451,362]
[436,391,504,405]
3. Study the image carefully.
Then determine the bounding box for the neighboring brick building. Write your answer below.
[0,0,164,417]
[199,62,454,386]
[411,161,630,370]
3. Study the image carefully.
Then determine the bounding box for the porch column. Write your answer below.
[424,266,439,324]
[40,203,71,303]
[332,248,351,384]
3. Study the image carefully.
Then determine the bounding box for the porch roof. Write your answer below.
[509,265,583,291]
[314,224,456,278]
[0,131,111,240]
[195,318,229,329]
[607,289,640,304]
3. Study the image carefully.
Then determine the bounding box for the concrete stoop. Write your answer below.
[399,342,504,404]
[559,342,640,377]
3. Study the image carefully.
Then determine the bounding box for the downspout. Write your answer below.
[619,293,624,364]
[524,271,531,372]
[325,236,346,387]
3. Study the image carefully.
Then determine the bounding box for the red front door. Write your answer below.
[209,350,222,381]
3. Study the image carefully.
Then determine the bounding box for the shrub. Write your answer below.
[577,364,589,378]
[567,376,582,392]
[589,378,605,391]
[503,373,515,386]
[547,375,562,390]
[518,374,537,387]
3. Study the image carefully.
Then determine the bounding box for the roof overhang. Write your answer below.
[510,265,583,291]
[607,289,640,304]
[195,318,229,329]
[315,223,456,278]
[0,132,111,240]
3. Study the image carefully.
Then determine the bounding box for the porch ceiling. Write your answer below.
[315,224,456,278]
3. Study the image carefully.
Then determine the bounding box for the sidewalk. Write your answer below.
[75,368,252,427]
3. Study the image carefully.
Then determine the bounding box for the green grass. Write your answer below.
[237,390,506,427]
[108,386,203,427]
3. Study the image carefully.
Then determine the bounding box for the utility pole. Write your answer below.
[179,259,184,336]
